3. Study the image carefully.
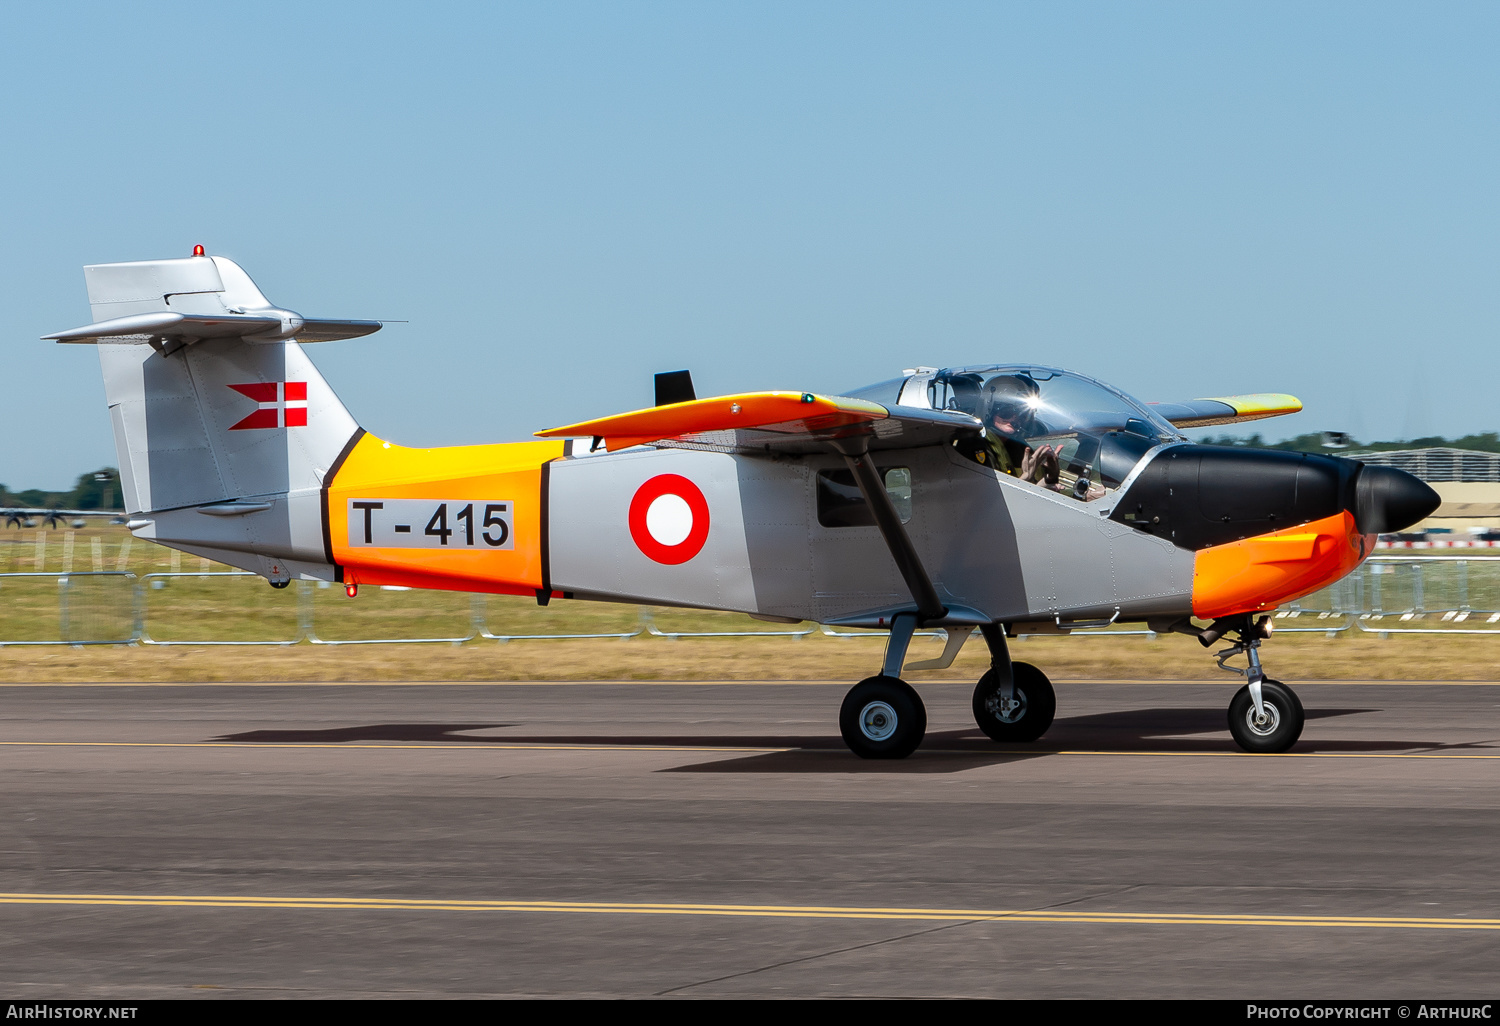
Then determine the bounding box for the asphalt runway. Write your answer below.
[0,676,1496,999]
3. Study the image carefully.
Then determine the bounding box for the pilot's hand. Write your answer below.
[1022,444,1061,486]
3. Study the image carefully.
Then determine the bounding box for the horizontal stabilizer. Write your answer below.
[45,311,381,345]
[1150,393,1302,429]
[537,391,980,453]
[295,319,385,342]
[43,251,381,345]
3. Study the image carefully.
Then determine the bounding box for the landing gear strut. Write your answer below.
[839,612,927,759]
[1209,615,1304,753]
[971,622,1055,743]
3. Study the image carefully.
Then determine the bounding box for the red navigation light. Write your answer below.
[346,583,358,598]
[192,244,205,256]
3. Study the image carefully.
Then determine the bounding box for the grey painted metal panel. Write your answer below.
[941,445,1193,621]
[735,458,816,619]
[138,489,330,576]
[911,446,1030,619]
[548,441,1196,625]
[100,337,356,513]
[549,448,757,612]
[85,257,225,321]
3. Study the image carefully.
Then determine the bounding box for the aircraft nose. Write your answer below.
[1353,465,1441,534]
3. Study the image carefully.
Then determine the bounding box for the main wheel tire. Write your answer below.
[839,675,927,759]
[1227,679,1304,753]
[972,662,1056,743]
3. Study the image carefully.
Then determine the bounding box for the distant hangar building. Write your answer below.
[1347,447,1500,532]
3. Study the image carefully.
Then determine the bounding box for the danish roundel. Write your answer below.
[628,474,710,565]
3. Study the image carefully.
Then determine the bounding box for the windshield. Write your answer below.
[846,365,1181,502]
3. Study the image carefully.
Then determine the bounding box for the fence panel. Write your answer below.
[644,608,816,639]
[6,552,1500,646]
[480,594,643,641]
[304,581,478,645]
[137,572,301,646]
[0,572,136,645]
[1352,556,1500,635]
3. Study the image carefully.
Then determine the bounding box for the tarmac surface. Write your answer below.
[0,676,1496,999]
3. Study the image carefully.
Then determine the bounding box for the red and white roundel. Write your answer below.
[628,474,710,565]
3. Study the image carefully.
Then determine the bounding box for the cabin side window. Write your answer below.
[816,467,912,527]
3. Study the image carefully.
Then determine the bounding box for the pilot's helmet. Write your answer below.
[982,373,1041,438]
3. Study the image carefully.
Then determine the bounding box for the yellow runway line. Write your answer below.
[0,892,1496,931]
[0,740,788,753]
[0,740,1494,759]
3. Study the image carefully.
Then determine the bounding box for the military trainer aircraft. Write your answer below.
[45,250,1439,758]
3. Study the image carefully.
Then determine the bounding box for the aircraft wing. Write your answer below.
[1149,393,1302,429]
[536,391,982,454]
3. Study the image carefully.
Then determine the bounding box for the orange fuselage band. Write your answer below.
[1192,511,1372,620]
[326,434,564,595]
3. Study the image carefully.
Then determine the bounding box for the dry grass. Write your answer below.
[3,524,1497,683]
[0,631,1492,684]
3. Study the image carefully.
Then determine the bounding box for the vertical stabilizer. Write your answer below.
[57,253,374,582]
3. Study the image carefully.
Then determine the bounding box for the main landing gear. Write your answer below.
[836,611,1306,758]
[838,613,929,759]
[837,617,1057,759]
[839,674,926,759]
[1202,614,1305,753]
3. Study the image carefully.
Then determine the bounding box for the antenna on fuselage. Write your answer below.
[655,370,696,406]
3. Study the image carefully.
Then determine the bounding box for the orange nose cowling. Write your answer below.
[1192,511,1371,620]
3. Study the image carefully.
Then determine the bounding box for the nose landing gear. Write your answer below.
[1209,615,1305,753]
[1228,679,1304,753]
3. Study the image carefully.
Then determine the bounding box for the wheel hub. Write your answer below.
[986,689,1027,723]
[859,700,899,741]
[1245,701,1281,737]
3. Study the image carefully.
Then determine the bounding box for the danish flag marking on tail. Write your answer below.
[228,382,308,430]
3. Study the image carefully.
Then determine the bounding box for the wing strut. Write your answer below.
[833,440,946,625]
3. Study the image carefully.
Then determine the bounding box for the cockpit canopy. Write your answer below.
[846,365,1184,501]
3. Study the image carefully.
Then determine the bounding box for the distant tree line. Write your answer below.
[1199,432,1500,455]
[0,468,121,510]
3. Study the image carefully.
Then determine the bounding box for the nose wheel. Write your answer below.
[1205,615,1305,753]
[1227,679,1304,753]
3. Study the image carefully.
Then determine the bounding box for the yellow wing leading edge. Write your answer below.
[1150,393,1303,430]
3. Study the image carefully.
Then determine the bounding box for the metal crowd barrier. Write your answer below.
[639,606,816,636]
[137,572,301,646]
[0,571,136,646]
[1348,555,1500,636]
[303,585,480,646]
[4,554,1500,646]
[483,600,643,642]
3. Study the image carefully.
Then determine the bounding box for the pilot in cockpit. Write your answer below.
[977,374,1063,488]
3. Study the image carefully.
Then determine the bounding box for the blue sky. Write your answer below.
[3,2,1498,488]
